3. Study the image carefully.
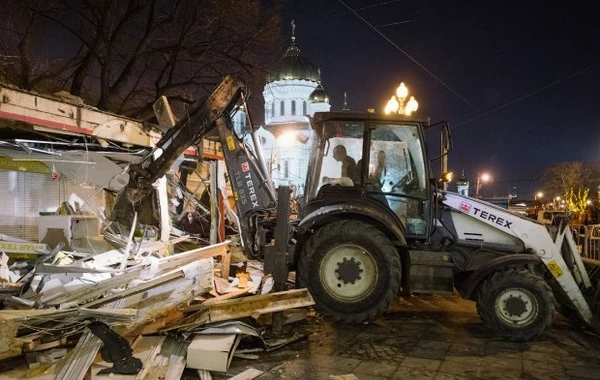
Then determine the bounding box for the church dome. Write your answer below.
[267,21,319,83]
[309,82,329,104]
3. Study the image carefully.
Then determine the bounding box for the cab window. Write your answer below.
[317,121,364,188]
[368,123,428,236]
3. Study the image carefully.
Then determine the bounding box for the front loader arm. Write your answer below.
[441,191,594,324]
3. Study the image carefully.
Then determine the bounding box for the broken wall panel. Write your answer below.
[0,168,106,243]
[0,82,161,146]
[119,258,214,335]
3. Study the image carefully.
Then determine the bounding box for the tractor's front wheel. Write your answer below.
[298,220,401,323]
[476,268,555,341]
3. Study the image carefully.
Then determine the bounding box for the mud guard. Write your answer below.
[296,203,407,246]
[459,254,543,299]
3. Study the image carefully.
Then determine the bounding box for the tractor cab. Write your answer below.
[302,111,433,239]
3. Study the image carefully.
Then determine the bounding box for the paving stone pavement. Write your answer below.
[201,294,600,380]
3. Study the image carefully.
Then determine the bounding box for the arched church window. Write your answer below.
[291,100,296,116]
[280,100,285,116]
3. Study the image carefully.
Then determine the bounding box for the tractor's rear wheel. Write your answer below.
[476,268,555,341]
[298,220,401,323]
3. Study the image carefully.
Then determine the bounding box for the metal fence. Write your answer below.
[571,224,600,260]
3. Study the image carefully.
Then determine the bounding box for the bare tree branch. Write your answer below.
[0,0,284,120]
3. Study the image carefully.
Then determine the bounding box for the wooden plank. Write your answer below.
[0,308,137,321]
[0,308,77,321]
[220,251,231,279]
[195,287,252,307]
[153,242,229,274]
[24,338,68,352]
[228,368,263,380]
[164,289,314,331]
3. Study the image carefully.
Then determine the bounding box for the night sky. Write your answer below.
[284,0,600,199]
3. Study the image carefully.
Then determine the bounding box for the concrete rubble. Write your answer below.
[0,230,314,379]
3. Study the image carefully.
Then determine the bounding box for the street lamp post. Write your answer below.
[385,82,419,115]
[475,172,491,198]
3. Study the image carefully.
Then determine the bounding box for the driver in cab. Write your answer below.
[322,144,356,187]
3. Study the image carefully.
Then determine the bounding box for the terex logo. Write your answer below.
[459,202,471,213]
[473,207,513,229]
[241,162,250,172]
[457,201,512,229]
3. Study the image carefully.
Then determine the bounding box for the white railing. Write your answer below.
[571,224,600,260]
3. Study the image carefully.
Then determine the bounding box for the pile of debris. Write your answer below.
[0,235,314,379]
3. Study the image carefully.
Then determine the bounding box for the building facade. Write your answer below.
[259,21,331,196]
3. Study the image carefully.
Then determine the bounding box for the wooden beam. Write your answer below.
[0,83,161,147]
[192,287,252,307]
[164,288,314,331]
[153,241,229,274]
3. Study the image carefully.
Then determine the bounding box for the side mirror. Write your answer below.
[428,122,453,162]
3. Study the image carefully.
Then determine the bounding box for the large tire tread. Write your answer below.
[298,219,401,323]
[476,267,555,341]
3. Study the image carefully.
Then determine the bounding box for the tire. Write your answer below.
[298,220,401,323]
[476,268,555,341]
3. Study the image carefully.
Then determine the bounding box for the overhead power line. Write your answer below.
[376,19,418,28]
[453,61,600,128]
[298,0,405,24]
[336,0,482,113]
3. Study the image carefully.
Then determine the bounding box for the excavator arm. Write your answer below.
[111,76,277,256]
[129,76,243,197]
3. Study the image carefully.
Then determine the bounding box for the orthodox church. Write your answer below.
[257,21,332,196]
